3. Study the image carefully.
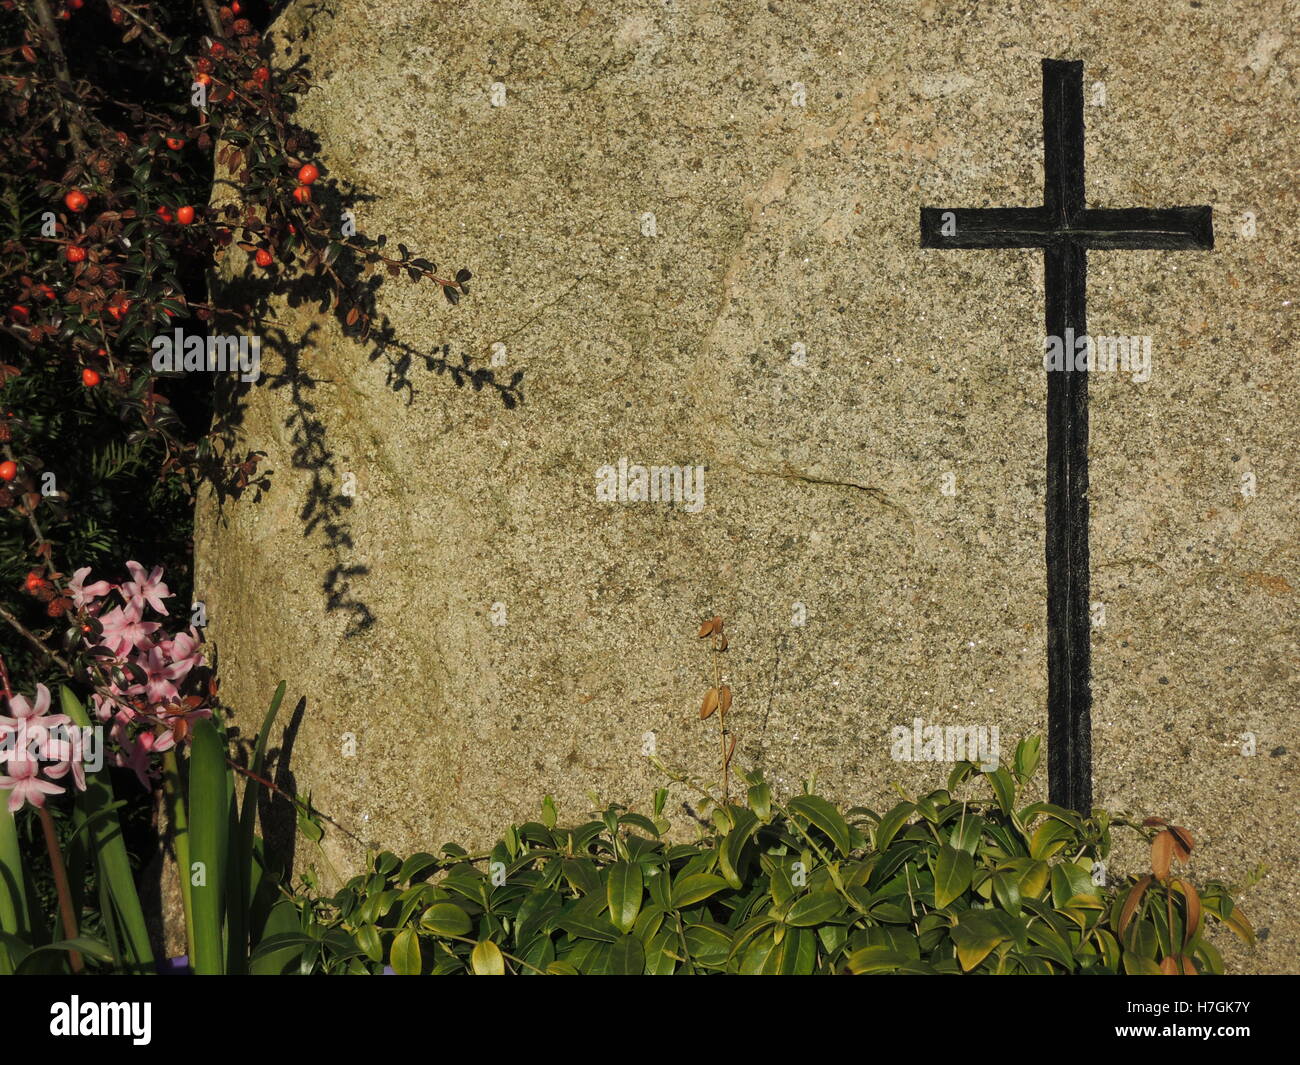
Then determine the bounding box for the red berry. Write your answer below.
[253,66,270,85]
[209,41,225,57]
[66,245,86,263]
[176,205,196,225]
[232,0,242,12]
[195,72,212,87]
[297,163,319,185]
[196,57,213,74]
[37,285,55,300]
[166,136,185,150]
[292,185,312,205]
[254,248,273,268]
[9,305,28,322]
[0,461,16,481]
[156,206,174,223]
[70,0,84,8]
[64,189,88,213]
[24,570,46,592]
[81,368,101,387]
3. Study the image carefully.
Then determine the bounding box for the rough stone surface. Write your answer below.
[194,0,1298,973]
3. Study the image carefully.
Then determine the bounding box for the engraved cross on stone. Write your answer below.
[919,59,1213,813]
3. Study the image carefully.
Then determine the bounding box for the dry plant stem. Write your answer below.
[30,0,88,155]
[37,806,83,972]
[713,633,728,803]
[107,2,173,45]
[199,0,224,37]
[0,604,76,674]
[227,758,368,849]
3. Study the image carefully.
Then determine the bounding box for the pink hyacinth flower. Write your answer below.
[0,756,65,812]
[97,604,160,656]
[121,561,173,616]
[67,567,114,610]
[44,727,87,793]
[115,727,160,789]
[162,630,205,680]
[126,644,185,706]
[1,684,69,730]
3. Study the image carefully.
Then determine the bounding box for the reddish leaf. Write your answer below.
[699,688,719,720]
[1118,875,1153,940]
[1169,825,1194,863]
[1151,830,1174,880]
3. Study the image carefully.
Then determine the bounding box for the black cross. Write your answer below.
[919,59,1212,813]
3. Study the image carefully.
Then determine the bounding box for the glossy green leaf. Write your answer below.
[788,796,852,856]
[950,910,1007,972]
[847,945,910,974]
[398,852,440,884]
[1013,736,1041,782]
[420,902,472,937]
[605,933,646,975]
[1123,950,1163,975]
[471,939,505,975]
[992,870,1022,916]
[987,769,1016,815]
[389,928,422,975]
[606,862,643,933]
[1029,819,1074,860]
[949,810,985,855]
[785,890,847,927]
[763,927,815,974]
[670,873,729,909]
[872,802,915,853]
[718,807,758,889]
[933,845,974,909]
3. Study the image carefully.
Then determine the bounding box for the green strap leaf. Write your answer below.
[188,718,230,974]
[59,686,154,973]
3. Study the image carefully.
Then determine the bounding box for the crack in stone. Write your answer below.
[712,457,918,548]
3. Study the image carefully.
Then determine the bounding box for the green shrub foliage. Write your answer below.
[274,738,1253,975]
